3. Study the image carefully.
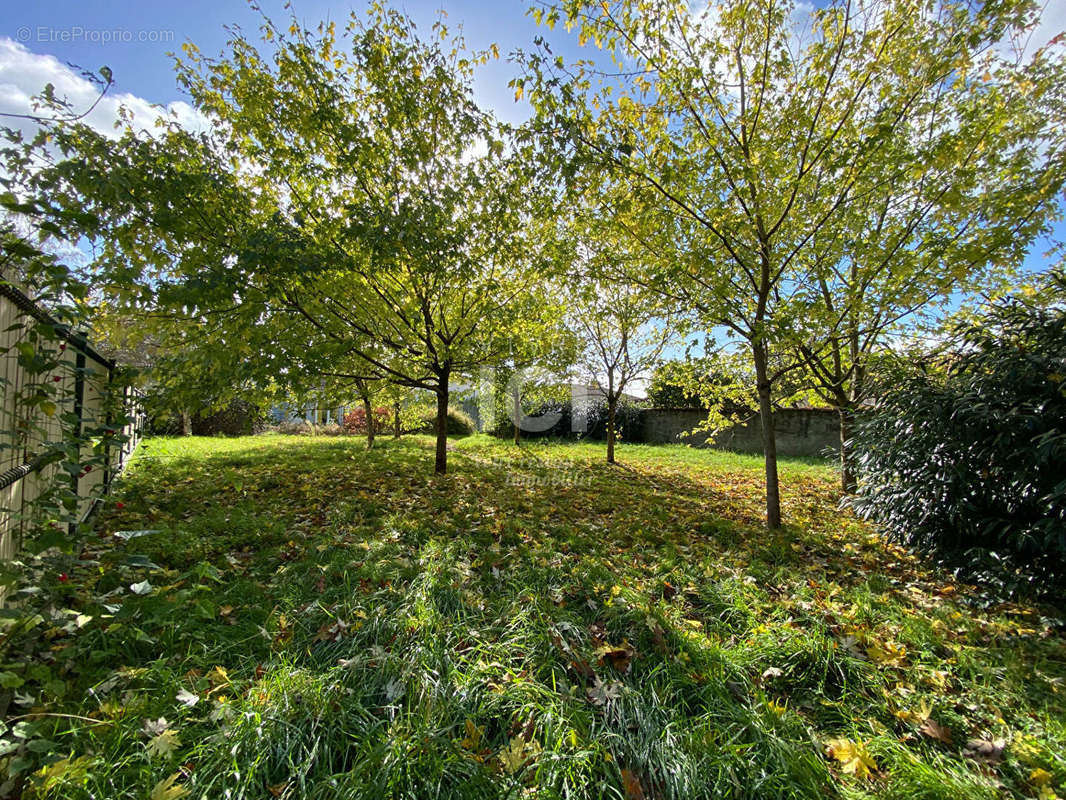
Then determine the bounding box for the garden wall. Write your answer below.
[639,407,840,458]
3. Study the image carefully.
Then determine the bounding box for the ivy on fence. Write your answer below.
[0,279,142,579]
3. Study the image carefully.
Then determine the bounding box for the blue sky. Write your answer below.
[0,0,1063,276]
[0,0,558,125]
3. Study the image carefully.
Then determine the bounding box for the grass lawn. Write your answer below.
[3,434,1064,799]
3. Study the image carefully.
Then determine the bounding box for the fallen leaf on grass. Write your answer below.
[890,698,930,725]
[313,619,349,643]
[34,756,95,792]
[866,641,907,667]
[836,635,864,658]
[621,768,646,799]
[459,719,484,752]
[142,717,170,737]
[147,729,182,759]
[963,737,1005,764]
[175,689,199,708]
[207,666,230,689]
[594,640,635,672]
[150,772,189,800]
[587,676,623,706]
[825,738,878,779]
[1030,768,1060,799]
[498,735,541,774]
[918,717,952,744]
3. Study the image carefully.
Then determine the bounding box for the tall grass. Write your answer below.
[0,435,1062,799]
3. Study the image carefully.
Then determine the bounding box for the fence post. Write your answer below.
[103,364,114,494]
[68,332,87,539]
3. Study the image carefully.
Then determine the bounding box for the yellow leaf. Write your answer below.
[498,736,540,774]
[825,738,877,779]
[147,729,182,759]
[459,719,483,751]
[150,772,190,800]
[1031,767,1052,784]
[207,665,230,687]
[866,641,906,666]
[891,699,930,725]
[514,85,524,102]
[34,756,94,789]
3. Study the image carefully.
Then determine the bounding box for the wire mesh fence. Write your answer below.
[1,282,144,563]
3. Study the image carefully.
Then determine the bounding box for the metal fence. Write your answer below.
[0,282,144,562]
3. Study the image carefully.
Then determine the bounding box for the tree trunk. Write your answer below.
[363,395,375,450]
[181,410,192,436]
[512,386,521,445]
[434,379,449,475]
[838,404,857,494]
[752,343,782,529]
[393,401,401,439]
[606,396,617,464]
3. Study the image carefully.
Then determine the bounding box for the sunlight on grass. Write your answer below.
[3,435,1063,799]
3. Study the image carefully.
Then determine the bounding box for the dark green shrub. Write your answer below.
[418,406,476,436]
[487,397,645,441]
[849,271,1066,592]
[192,399,267,436]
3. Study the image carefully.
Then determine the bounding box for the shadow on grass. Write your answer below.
[7,434,1062,800]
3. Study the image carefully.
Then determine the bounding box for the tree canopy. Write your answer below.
[8,6,566,473]
[521,0,1066,524]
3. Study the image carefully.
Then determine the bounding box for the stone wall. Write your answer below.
[638,407,840,458]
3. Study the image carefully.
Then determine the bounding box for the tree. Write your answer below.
[647,349,815,409]
[88,303,278,435]
[522,0,1066,526]
[12,6,557,475]
[568,238,675,462]
[786,24,1066,492]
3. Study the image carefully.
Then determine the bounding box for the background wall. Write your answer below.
[638,407,841,458]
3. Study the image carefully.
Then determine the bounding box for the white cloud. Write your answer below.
[0,37,209,139]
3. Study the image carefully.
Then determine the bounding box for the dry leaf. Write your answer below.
[207,666,230,688]
[587,676,622,706]
[150,772,189,800]
[1030,768,1059,800]
[825,738,878,779]
[142,717,170,737]
[459,719,484,751]
[147,729,182,759]
[594,640,635,672]
[919,717,952,744]
[866,641,907,667]
[963,738,1006,764]
[621,768,646,799]
[498,735,541,774]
